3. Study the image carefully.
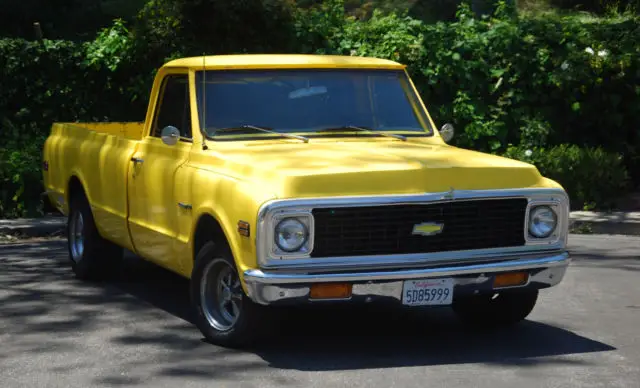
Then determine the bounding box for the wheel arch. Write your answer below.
[186,173,270,282]
[67,174,88,210]
[193,214,227,259]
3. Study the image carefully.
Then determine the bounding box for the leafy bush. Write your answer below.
[550,0,639,14]
[135,0,299,62]
[0,0,113,40]
[1,1,639,217]
[0,139,45,218]
[420,4,640,161]
[0,24,149,218]
[503,144,629,210]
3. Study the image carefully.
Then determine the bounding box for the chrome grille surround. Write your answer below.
[255,188,570,271]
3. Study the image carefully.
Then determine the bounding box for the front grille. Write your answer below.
[311,198,528,258]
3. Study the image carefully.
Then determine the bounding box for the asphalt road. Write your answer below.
[1,235,639,388]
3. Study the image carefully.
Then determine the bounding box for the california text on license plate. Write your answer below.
[402,278,454,306]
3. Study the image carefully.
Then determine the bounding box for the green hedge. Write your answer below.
[1,1,638,217]
[0,39,82,218]
[0,25,151,218]
[504,144,629,210]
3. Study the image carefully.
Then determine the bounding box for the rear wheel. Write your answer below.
[191,241,268,348]
[67,191,123,280]
[452,289,539,328]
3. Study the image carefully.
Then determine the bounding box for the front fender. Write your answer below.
[188,169,277,287]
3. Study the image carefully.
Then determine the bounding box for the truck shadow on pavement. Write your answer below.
[0,240,617,380]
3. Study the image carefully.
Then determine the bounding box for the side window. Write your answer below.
[153,75,192,140]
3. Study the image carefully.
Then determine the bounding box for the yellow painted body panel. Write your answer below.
[197,137,551,200]
[164,54,406,70]
[42,54,565,290]
[126,137,192,269]
[43,122,143,252]
[177,150,280,278]
[79,122,145,140]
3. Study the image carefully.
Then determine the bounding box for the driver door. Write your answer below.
[127,72,194,267]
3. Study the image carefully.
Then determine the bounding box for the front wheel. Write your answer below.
[190,241,269,348]
[452,289,539,328]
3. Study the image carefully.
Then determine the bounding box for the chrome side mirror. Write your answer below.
[440,123,454,143]
[161,126,180,146]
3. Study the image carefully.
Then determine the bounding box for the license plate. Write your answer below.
[402,278,454,306]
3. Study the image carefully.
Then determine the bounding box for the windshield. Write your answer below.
[194,69,433,138]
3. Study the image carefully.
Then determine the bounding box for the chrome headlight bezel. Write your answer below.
[524,195,568,246]
[259,208,315,262]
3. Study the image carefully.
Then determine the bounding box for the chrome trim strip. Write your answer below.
[243,252,571,305]
[259,188,569,211]
[245,251,570,284]
[256,188,570,268]
[257,248,565,273]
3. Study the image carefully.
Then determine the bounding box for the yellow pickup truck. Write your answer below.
[43,54,570,347]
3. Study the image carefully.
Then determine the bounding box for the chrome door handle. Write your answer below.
[131,157,144,164]
[178,202,192,210]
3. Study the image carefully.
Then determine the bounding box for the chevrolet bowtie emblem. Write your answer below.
[412,222,444,236]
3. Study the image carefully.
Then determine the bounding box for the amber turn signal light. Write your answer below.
[493,272,529,288]
[237,221,250,237]
[309,283,353,300]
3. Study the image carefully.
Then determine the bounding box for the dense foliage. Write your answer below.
[504,144,629,210]
[0,27,149,218]
[0,0,146,40]
[550,0,639,14]
[1,0,638,217]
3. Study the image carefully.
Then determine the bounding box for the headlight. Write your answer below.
[528,206,557,238]
[274,218,309,252]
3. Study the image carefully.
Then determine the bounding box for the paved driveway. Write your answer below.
[1,235,639,387]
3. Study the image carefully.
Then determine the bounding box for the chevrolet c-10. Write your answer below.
[43,54,570,347]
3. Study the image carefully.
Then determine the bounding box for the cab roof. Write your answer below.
[163,54,406,70]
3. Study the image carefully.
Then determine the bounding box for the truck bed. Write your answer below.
[66,122,145,140]
[43,122,145,251]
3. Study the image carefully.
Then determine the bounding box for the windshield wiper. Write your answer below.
[318,125,406,141]
[210,125,309,143]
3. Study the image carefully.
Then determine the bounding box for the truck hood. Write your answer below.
[204,139,549,199]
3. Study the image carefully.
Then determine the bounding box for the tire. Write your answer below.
[190,241,269,348]
[67,190,123,281]
[452,289,539,328]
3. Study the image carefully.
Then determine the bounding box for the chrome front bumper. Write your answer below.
[243,252,571,306]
